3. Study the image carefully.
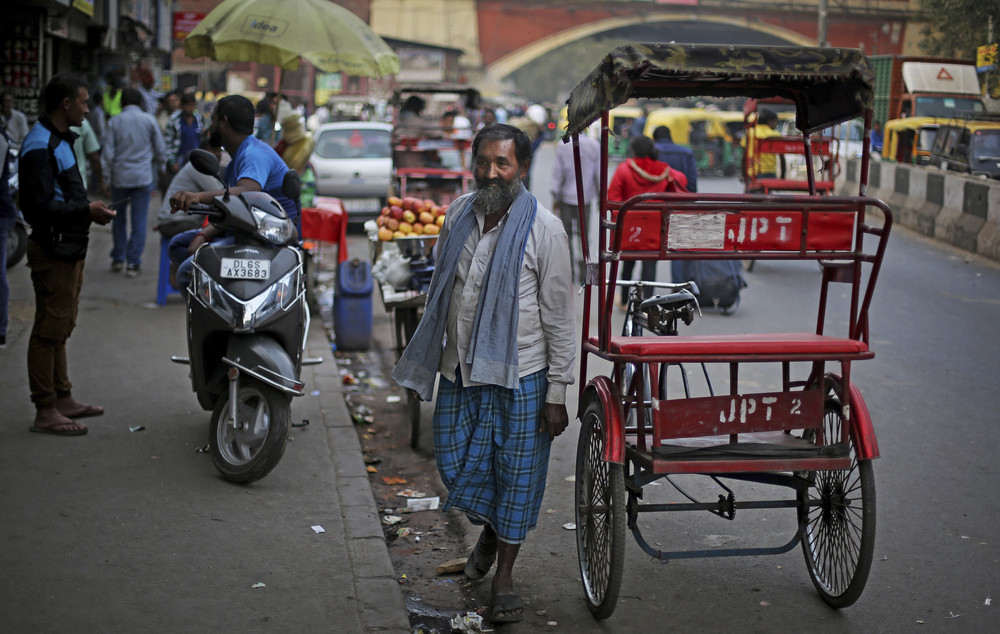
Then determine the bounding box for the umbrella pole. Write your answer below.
[270,67,285,147]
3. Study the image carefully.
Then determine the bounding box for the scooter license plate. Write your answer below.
[220,258,270,280]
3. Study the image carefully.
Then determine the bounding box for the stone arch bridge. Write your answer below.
[369,0,921,97]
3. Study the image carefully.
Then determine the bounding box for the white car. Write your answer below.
[310,122,393,222]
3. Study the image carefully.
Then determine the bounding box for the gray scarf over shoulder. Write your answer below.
[391,187,538,401]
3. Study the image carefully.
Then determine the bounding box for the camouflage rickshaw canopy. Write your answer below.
[565,43,875,137]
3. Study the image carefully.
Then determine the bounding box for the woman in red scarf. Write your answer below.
[608,135,687,303]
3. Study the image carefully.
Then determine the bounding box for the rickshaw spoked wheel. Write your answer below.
[797,394,876,608]
[575,398,626,620]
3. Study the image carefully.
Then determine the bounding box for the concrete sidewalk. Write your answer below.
[0,218,409,632]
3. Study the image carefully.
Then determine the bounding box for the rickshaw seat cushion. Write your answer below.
[594,333,868,358]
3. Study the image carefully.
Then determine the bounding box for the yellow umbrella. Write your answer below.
[184,0,399,77]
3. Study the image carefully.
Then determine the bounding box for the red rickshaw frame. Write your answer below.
[562,43,892,620]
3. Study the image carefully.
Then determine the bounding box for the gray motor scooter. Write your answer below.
[172,149,319,483]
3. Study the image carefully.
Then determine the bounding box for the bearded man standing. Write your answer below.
[393,124,576,624]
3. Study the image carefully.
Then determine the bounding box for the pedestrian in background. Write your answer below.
[652,125,698,192]
[550,130,601,283]
[506,110,544,190]
[86,89,105,143]
[132,65,160,116]
[70,111,102,195]
[101,88,166,277]
[475,107,497,132]
[393,124,576,624]
[0,120,16,349]
[19,72,116,435]
[273,113,314,174]
[741,108,782,179]
[157,90,180,133]
[1,91,29,149]
[164,92,203,176]
[609,134,688,303]
[102,73,123,121]
[254,92,281,145]
[157,90,181,192]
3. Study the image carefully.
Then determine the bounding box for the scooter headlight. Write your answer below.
[252,207,295,245]
[191,263,300,332]
[249,267,301,327]
[192,264,237,325]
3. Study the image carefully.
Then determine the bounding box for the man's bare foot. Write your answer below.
[31,407,88,436]
[55,396,104,419]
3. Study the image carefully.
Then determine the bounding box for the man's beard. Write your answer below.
[208,125,223,149]
[472,175,522,216]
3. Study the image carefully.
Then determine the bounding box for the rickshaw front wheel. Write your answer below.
[575,398,627,620]
[798,399,876,608]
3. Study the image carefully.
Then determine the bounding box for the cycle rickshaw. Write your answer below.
[562,43,892,619]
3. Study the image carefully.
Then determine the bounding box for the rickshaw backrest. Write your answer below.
[607,197,858,258]
[755,136,833,156]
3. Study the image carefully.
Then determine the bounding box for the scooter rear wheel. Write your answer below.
[210,378,290,483]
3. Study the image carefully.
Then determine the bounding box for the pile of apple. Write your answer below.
[376,196,445,241]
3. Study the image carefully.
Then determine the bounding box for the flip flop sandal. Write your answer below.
[30,422,88,436]
[59,404,104,419]
[489,593,523,623]
[464,534,498,580]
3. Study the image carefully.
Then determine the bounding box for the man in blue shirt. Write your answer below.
[871,121,884,155]
[101,88,166,275]
[168,94,297,289]
[652,126,697,193]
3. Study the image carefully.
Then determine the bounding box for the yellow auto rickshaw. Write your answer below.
[882,117,946,165]
[643,107,741,175]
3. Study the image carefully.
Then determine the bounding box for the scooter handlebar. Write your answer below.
[186,203,224,220]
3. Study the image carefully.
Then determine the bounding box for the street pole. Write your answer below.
[818,0,829,47]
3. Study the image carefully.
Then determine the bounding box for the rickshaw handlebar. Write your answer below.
[614,280,696,292]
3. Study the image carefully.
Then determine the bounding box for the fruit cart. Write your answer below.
[369,84,479,446]
[369,232,429,448]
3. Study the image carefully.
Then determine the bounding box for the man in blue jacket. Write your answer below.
[19,73,116,435]
[652,126,697,192]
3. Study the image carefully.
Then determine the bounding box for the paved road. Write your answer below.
[0,216,410,632]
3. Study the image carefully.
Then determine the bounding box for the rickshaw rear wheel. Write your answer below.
[575,398,626,620]
[798,398,876,608]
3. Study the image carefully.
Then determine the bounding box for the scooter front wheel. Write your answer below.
[210,379,290,483]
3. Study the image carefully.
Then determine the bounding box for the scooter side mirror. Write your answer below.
[282,169,301,203]
[190,149,221,177]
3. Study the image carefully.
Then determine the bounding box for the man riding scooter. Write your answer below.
[169,95,300,288]
[169,94,311,483]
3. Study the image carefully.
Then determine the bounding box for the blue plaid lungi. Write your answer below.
[433,368,551,544]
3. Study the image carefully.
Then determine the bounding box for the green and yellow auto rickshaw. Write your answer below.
[881,117,945,165]
[607,105,644,160]
[643,107,741,175]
